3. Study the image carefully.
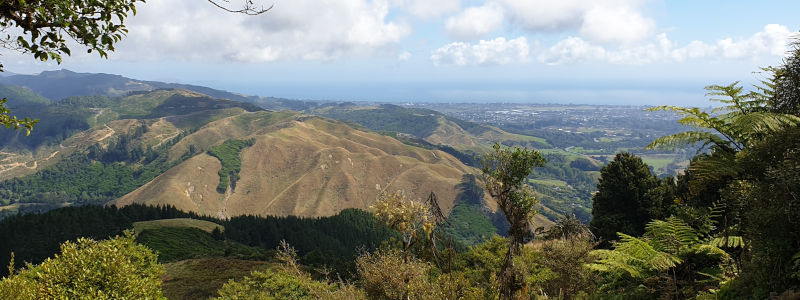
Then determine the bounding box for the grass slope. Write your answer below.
[135,227,270,262]
[132,218,223,234]
[162,258,273,300]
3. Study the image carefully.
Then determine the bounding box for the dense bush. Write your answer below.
[0,232,164,299]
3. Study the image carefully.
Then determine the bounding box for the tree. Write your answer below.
[590,152,670,245]
[0,231,164,299]
[769,37,800,116]
[479,143,545,299]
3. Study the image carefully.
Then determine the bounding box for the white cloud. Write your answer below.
[394,0,460,19]
[579,5,655,44]
[111,0,411,63]
[444,4,504,40]
[538,37,605,65]
[430,37,530,66]
[537,24,794,65]
[466,0,656,44]
[493,0,585,31]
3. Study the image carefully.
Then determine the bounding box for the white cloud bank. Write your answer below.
[112,0,410,63]
[445,0,655,43]
[433,24,793,66]
[539,24,793,65]
[393,0,460,19]
[430,37,530,66]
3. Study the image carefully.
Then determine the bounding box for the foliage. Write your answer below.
[588,217,730,299]
[535,238,599,297]
[216,242,363,300]
[0,129,193,206]
[222,209,397,277]
[723,126,800,295]
[371,190,436,258]
[0,0,143,66]
[569,157,601,171]
[216,269,332,299]
[207,138,256,193]
[590,152,672,244]
[0,98,37,135]
[0,205,395,281]
[357,249,437,300]
[541,214,594,241]
[443,174,502,246]
[769,38,800,115]
[646,82,800,152]
[443,202,498,246]
[0,232,164,299]
[0,204,190,277]
[479,143,545,298]
[135,227,270,263]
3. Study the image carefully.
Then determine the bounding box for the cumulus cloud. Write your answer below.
[111,0,410,63]
[394,0,460,19]
[430,37,530,66]
[444,4,504,40]
[456,0,656,44]
[538,37,605,65]
[579,5,655,44]
[493,0,585,31]
[538,24,793,65]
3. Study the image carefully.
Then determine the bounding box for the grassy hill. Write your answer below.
[310,104,548,153]
[111,111,478,218]
[0,88,483,220]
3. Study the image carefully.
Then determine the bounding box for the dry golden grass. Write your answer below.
[113,114,481,218]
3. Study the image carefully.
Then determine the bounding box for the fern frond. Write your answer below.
[731,112,800,143]
[645,217,700,253]
[687,152,740,183]
[709,236,744,248]
[645,131,727,150]
[589,233,681,278]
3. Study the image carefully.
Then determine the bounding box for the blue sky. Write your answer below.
[3,0,798,105]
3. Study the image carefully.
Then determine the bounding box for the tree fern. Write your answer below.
[588,233,680,278]
[645,217,700,254]
[646,82,800,152]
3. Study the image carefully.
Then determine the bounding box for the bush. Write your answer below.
[357,249,437,300]
[0,231,164,299]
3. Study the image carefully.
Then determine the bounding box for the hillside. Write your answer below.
[0,88,484,220]
[0,69,313,110]
[310,104,546,152]
[110,112,477,218]
[0,89,262,182]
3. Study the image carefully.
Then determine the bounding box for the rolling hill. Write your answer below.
[310,104,549,152]
[110,111,476,218]
[0,88,487,221]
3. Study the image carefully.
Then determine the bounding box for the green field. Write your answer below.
[529,178,569,187]
[133,218,224,234]
[640,155,677,171]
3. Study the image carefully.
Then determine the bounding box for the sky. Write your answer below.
[2,0,799,106]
